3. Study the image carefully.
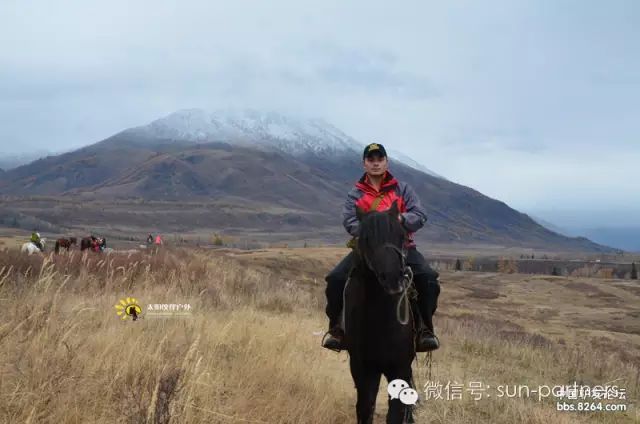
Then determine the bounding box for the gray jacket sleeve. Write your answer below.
[342,187,361,237]
[399,182,428,232]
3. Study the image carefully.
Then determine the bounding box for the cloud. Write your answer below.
[0,0,639,218]
[439,127,546,155]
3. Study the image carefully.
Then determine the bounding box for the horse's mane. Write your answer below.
[357,210,405,260]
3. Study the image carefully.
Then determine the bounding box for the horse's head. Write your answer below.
[356,200,408,295]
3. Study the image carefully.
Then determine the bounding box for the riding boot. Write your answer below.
[322,278,347,351]
[415,279,440,352]
[322,309,346,352]
[322,253,354,351]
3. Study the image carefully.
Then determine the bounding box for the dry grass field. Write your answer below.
[0,246,637,423]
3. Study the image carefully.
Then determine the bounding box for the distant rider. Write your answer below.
[30,231,44,252]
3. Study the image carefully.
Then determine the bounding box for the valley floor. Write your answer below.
[0,246,637,423]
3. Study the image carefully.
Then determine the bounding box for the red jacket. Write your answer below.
[343,171,428,248]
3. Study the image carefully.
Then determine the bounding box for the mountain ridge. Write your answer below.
[0,109,614,252]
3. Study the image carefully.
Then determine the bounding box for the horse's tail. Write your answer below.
[55,240,60,254]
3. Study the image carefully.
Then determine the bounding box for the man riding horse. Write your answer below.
[80,235,106,252]
[30,231,44,252]
[323,143,441,352]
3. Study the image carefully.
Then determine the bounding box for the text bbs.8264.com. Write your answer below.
[422,380,629,414]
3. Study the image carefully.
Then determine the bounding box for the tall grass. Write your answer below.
[0,247,636,423]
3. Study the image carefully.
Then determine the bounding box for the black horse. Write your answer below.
[80,237,93,251]
[80,236,106,252]
[344,200,417,424]
[54,237,77,254]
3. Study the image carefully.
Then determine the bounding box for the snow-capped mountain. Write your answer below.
[127,108,361,156]
[126,108,444,178]
[0,107,612,251]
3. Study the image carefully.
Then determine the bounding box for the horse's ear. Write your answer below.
[388,200,399,217]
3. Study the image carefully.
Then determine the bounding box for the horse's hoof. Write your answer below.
[416,334,439,352]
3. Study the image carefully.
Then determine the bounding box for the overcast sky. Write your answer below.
[1,0,638,224]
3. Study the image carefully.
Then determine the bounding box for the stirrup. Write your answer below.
[320,326,346,352]
[321,330,345,352]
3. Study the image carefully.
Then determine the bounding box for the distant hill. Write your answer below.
[0,150,61,171]
[563,227,640,252]
[529,215,573,237]
[0,109,614,251]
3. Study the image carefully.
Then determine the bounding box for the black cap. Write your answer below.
[362,143,387,159]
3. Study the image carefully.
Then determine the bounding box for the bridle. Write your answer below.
[360,241,414,325]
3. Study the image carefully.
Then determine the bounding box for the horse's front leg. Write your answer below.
[352,365,382,424]
[384,366,415,424]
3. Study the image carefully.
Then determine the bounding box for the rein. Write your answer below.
[361,242,415,326]
[397,265,414,325]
